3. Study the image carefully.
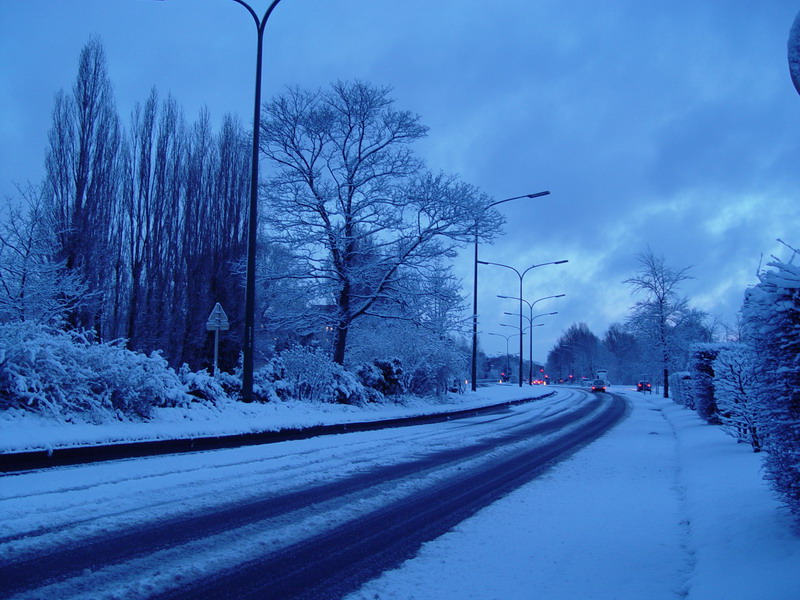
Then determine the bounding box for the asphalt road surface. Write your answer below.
[0,388,626,599]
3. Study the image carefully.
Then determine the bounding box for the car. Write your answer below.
[637,381,652,393]
[591,379,606,392]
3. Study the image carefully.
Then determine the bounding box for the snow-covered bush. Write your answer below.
[741,253,800,519]
[279,345,374,404]
[346,314,468,398]
[215,369,243,399]
[688,343,723,425]
[669,371,693,407]
[252,357,292,403]
[0,323,188,421]
[391,335,466,397]
[357,358,405,396]
[178,365,230,404]
[712,344,761,451]
[331,365,379,405]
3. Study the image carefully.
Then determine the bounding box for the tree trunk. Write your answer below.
[126,265,142,345]
[333,323,348,365]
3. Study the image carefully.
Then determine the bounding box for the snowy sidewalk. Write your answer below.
[347,390,800,600]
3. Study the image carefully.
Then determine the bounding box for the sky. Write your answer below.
[2,0,799,362]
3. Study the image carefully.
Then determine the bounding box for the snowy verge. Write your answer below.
[0,383,547,453]
[348,389,800,600]
[659,394,800,599]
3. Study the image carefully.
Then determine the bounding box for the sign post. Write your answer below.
[206,303,229,376]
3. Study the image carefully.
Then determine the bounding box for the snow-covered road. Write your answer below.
[1,387,623,599]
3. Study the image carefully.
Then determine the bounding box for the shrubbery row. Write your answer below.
[670,255,800,521]
[0,323,413,423]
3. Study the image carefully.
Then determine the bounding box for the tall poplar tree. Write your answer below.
[44,36,121,338]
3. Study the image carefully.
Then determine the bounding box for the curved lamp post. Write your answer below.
[230,0,284,402]
[526,322,545,383]
[487,331,521,382]
[500,293,564,384]
[559,342,588,382]
[504,309,558,384]
[498,323,527,385]
[471,191,550,392]
[480,259,568,386]
[156,0,281,400]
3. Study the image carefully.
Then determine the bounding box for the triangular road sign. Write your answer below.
[206,302,230,331]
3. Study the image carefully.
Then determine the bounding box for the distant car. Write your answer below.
[591,379,606,392]
[637,381,652,393]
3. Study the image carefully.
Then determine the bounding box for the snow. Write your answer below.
[0,384,538,453]
[346,388,800,600]
[2,385,799,599]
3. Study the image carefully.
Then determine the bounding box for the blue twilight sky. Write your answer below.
[2,0,799,362]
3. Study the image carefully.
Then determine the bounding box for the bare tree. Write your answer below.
[44,36,121,337]
[114,95,249,370]
[260,81,501,364]
[121,88,158,347]
[624,247,694,397]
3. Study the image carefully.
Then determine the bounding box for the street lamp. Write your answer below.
[526,321,546,382]
[471,191,550,392]
[154,0,279,400]
[500,293,564,384]
[504,309,558,384]
[479,259,568,386]
[498,324,527,385]
[231,0,283,402]
[487,331,521,382]
[559,342,584,383]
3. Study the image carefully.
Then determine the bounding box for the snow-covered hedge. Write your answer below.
[663,249,799,520]
[712,344,761,451]
[668,371,693,408]
[0,323,188,422]
[741,256,800,520]
[687,343,724,425]
[674,342,769,453]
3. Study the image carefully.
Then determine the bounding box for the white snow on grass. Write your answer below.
[0,383,543,453]
[347,388,800,600]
